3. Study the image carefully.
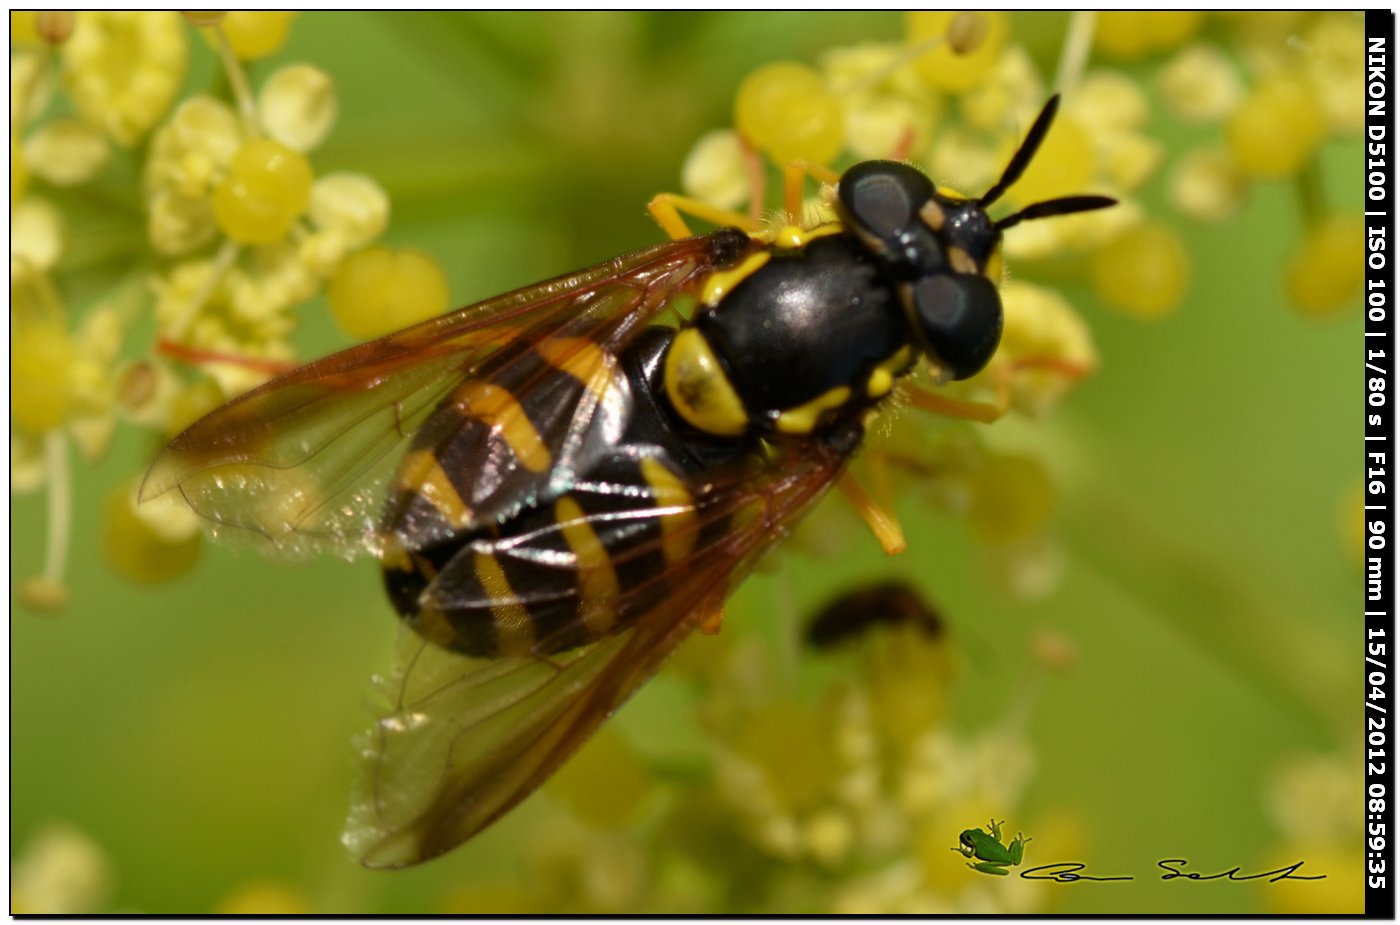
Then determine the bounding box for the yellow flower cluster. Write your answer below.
[1146,12,1364,317]
[479,590,1078,914]
[9,12,447,607]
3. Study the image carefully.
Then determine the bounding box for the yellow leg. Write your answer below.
[906,355,1095,424]
[700,606,726,635]
[906,384,1007,423]
[838,471,906,556]
[647,193,759,241]
[782,161,842,226]
[741,138,766,227]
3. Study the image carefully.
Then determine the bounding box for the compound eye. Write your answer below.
[838,161,935,240]
[911,273,1004,380]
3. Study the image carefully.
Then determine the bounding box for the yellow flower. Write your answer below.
[11,823,113,914]
[151,258,295,397]
[681,129,750,211]
[12,48,55,127]
[1226,72,1327,180]
[734,61,844,166]
[926,125,1000,203]
[1064,72,1161,192]
[257,63,338,152]
[1090,220,1190,318]
[22,118,111,187]
[67,302,132,459]
[1303,13,1365,135]
[213,880,314,915]
[301,172,392,274]
[1094,11,1204,60]
[326,246,450,341]
[1286,214,1363,318]
[103,475,202,584]
[144,96,243,255]
[822,42,941,161]
[1157,43,1245,123]
[216,11,298,61]
[982,280,1098,417]
[12,269,73,436]
[10,10,41,45]
[907,11,1009,94]
[1169,146,1247,223]
[958,45,1043,134]
[61,11,188,146]
[11,195,64,275]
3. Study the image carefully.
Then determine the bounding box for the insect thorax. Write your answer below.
[665,233,917,439]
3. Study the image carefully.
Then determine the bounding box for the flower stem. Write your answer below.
[211,23,259,134]
[1296,156,1325,225]
[168,239,240,341]
[1054,11,1097,97]
[42,429,71,586]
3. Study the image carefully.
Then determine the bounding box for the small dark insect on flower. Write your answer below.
[805,580,945,650]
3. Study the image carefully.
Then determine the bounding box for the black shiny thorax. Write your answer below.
[694,233,911,428]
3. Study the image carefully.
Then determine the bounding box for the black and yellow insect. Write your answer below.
[142,95,1112,867]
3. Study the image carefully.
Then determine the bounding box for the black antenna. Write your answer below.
[995,194,1118,231]
[978,95,1062,208]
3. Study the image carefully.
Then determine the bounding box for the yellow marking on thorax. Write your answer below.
[947,246,979,275]
[772,222,843,250]
[452,381,552,473]
[775,385,852,435]
[536,337,612,400]
[919,199,946,231]
[664,328,749,436]
[701,252,770,306]
[639,456,696,566]
[866,345,915,399]
[554,496,619,636]
[473,552,535,656]
[396,450,474,528]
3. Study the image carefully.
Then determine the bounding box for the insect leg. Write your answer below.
[781,161,841,227]
[699,606,725,635]
[907,353,1094,423]
[837,471,906,556]
[646,194,758,241]
[905,384,1006,424]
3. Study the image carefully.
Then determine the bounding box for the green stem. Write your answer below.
[1296,156,1326,226]
[42,430,71,585]
[1054,11,1097,97]
[1069,487,1350,743]
[211,23,259,135]
[168,239,240,341]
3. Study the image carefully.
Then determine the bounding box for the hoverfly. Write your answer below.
[142,95,1112,868]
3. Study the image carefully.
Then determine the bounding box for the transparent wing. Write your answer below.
[344,437,854,867]
[140,233,742,560]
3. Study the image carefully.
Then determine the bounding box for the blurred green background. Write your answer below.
[11,11,1361,914]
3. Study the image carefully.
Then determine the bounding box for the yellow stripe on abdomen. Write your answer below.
[639,456,697,566]
[396,450,474,528]
[554,496,620,636]
[473,552,536,656]
[536,337,612,401]
[452,381,552,473]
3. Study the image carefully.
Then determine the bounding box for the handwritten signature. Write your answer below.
[1019,859,1326,883]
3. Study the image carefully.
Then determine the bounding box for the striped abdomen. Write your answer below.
[380,327,757,657]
